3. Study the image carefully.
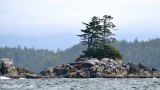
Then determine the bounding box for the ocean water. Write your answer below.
[0,78,160,90]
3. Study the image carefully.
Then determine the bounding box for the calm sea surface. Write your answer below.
[0,78,160,90]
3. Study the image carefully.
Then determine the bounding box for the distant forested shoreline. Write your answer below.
[0,38,160,72]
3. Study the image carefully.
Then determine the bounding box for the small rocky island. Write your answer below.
[0,58,160,78]
[40,58,160,78]
[1,15,160,79]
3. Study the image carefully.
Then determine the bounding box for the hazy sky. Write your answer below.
[0,0,160,50]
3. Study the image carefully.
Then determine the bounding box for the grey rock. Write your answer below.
[83,58,99,64]
[41,58,160,78]
[0,58,39,78]
[16,67,36,77]
[0,58,18,76]
[82,58,99,67]
[41,67,55,77]
[152,71,160,77]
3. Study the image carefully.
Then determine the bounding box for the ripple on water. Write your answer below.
[0,78,160,90]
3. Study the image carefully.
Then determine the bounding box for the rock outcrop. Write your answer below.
[15,67,39,78]
[0,58,39,78]
[1,58,159,78]
[0,58,18,76]
[41,58,160,78]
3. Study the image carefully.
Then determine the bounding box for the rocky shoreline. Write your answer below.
[0,58,40,79]
[40,58,160,78]
[1,58,160,79]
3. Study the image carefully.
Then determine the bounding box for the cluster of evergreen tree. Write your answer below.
[0,38,160,72]
[77,15,122,60]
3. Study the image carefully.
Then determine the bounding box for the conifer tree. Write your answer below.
[100,15,116,48]
[77,15,123,60]
[77,16,102,50]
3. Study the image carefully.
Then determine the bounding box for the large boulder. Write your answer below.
[152,71,160,77]
[0,58,18,76]
[16,67,37,77]
[40,67,54,77]
[100,58,120,67]
[82,58,99,68]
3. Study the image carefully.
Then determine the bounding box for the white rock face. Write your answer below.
[1,58,14,67]
[100,58,119,67]
[83,58,99,65]
[0,58,18,76]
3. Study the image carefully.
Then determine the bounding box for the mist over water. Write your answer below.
[0,78,160,90]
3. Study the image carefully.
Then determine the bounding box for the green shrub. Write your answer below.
[76,45,123,61]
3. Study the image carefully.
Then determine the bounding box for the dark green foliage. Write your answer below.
[78,15,116,50]
[77,16,102,50]
[77,15,122,60]
[77,45,123,60]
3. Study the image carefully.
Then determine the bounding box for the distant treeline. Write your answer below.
[0,38,160,72]
[0,44,85,72]
[114,38,160,71]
